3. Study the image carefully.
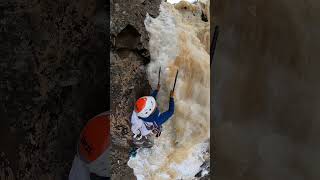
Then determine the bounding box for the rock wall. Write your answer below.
[127,1,211,179]
[110,0,161,178]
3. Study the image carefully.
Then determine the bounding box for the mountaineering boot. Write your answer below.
[129,147,138,157]
[133,135,154,148]
[132,136,144,147]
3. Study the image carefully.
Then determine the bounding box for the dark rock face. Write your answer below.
[110,0,161,178]
[0,0,108,179]
[111,0,161,50]
[213,0,320,180]
[115,25,141,49]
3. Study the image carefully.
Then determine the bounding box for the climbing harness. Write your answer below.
[145,122,162,137]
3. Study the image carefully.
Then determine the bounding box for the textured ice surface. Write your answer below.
[128,1,210,179]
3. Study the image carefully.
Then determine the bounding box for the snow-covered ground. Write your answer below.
[128,1,210,179]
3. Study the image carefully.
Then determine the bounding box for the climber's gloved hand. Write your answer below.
[170,90,175,98]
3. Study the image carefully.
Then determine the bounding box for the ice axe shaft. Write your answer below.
[172,70,179,91]
[158,67,161,86]
[210,26,219,67]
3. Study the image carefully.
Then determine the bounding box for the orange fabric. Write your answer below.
[135,97,147,113]
[79,113,110,162]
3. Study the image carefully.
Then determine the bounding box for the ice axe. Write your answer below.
[158,67,161,87]
[210,25,219,67]
[172,69,179,92]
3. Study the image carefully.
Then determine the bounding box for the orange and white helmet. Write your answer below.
[77,111,110,177]
[134,96,157,118]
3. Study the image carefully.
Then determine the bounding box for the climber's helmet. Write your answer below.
[78,112,110,177]
[134,96,157,118]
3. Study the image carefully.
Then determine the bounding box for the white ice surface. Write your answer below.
[128,1,210,179]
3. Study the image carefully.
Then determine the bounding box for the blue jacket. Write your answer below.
[139,90,175,126]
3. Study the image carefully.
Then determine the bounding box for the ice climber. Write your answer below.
[130,84,175,149]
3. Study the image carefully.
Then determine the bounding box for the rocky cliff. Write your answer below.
[110,0,161,178]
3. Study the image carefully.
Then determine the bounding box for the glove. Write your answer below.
[170,90,175,98]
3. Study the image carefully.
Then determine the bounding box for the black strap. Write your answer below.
[144,122,154,130]
[144,122,162,134]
